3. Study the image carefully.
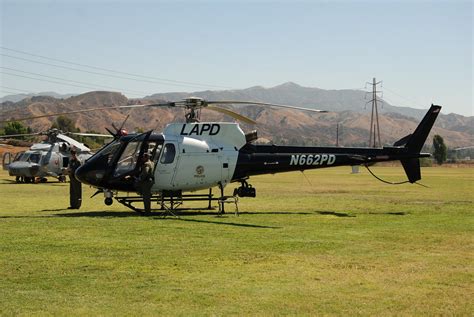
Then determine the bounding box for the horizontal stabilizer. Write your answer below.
[394,134,412,147]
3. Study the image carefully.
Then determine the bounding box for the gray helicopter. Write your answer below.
[1,129,109,183]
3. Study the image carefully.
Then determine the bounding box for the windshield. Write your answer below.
[14,152,25,162]
[113,139,143,177]
[90,140,121,164]
[29,153,41,164]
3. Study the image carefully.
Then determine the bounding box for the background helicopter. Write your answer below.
[0,128,110,183]
[1,97,441,214]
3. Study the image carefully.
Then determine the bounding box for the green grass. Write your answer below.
[0,166,472,315]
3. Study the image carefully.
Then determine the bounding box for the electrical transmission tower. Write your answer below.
[365,77,383,147]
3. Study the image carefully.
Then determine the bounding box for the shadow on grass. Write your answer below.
[368,211,408,216]
[236,211,312,215]
[170,217,280,229]
[156,210,312,216]
[0,179,65,185]
[53,209,311,217]
[55,211,142,218]
[315,211,356,217]
[53,211,279,229]
[315,210,409,217]
[0,210,306,219]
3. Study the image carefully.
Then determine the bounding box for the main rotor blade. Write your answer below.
[0,132,42,138]
[0,105,149,123]
[145,102,177,108]
[0,102,176,124]
[207,101,327,113]
[118,114,130,132]
[206,105,257,125]
[69,132,114,138]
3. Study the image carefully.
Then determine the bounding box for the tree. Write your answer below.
[51,115,79,132]
[433,134,447,165]
[3,121,29,138]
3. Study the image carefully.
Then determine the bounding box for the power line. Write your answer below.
[1,46,232,90]
[1,53,212,90]
[1,71,117,92]
[381,95,416,110]
[0,86,34,94]
[383,86,424,108]
[0,66,148,96]
[1,89,26,96]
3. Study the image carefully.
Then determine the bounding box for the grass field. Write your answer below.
[0,166,472,315]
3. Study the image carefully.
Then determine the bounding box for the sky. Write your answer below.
[0,0,472,116]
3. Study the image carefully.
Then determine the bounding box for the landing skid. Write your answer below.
[114,188,239,216]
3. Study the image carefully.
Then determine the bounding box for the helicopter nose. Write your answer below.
[8,161,38,177]
[75,159,106,186]
[29,165,40,176]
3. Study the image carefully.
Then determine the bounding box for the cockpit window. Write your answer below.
[90,140,121,164]
[19,153,29,162]
[114,139,143,177]
[160,143,176,164]
[29,153,41,164]
[14,152,25,162]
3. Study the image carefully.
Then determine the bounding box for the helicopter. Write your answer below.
[1,97,441,213]
[0,128,109,183]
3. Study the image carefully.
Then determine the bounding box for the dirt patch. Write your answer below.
[0,144,29,157]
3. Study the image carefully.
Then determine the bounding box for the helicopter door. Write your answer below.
[2,152,12,170]
[154,142,179,190]
[112,131,152,179]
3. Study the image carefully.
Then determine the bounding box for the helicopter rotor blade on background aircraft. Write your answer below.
[68,132,113,138]
[0,132,42,138]
[0,105,149,123]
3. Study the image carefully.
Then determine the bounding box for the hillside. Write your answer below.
[147,82,433,119]
[0,84,472,148]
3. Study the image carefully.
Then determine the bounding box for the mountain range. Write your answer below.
[0,92,75,103]
[1,83,472,148]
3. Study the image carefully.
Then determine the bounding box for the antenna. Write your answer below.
[365,77,383,147]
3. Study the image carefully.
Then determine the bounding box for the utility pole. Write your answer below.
[366,78,383,147]
[335,122,343,147]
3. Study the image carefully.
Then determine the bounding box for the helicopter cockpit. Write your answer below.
[27,153,42,164]
[15,151,42,164]
[76,132,165,191]
[113,135,163,177]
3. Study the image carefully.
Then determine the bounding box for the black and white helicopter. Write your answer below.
[1,129,108,183]
[2,97,441,213]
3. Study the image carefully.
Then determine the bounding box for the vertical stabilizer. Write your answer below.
[401,158,421,183]
[393,105,441,183]
[405,104,441,153]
